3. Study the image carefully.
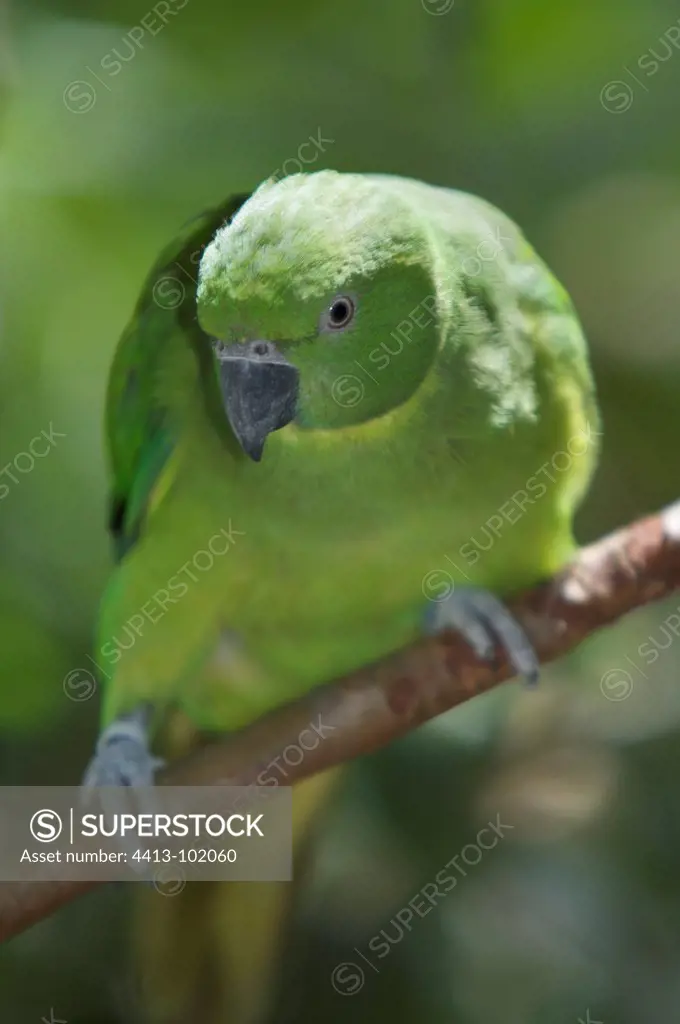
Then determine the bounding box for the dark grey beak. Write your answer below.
[214,340,299,462]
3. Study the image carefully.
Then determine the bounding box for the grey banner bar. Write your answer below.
[0,787,292,883]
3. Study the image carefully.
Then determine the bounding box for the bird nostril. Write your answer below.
[251,341,270,357]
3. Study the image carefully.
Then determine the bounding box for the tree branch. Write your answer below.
[2,500,680,943]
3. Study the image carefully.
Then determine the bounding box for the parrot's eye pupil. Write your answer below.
[327,296,355,330]
[330,300,350,324]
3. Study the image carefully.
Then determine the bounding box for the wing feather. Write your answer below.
[106,193,250,559]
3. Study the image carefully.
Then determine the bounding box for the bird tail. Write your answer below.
[133,712,340,1024]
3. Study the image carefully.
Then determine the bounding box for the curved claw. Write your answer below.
[424,585,539,686]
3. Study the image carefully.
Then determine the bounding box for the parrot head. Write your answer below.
[196,171,439,461]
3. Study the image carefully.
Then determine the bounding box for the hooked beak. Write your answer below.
[214,340,299,462]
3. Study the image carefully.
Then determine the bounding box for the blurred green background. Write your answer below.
[3,0,680,1020]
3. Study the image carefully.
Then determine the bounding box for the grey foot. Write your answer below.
[81,706,165,877]
[82,705,164,789]
[424,585,539,685]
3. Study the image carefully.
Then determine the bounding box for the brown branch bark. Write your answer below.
[2,500,680,943]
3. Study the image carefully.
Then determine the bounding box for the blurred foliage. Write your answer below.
[2,0,680,1021]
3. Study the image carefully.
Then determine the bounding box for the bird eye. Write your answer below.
[321,295,356,333]
[213,339,227,354]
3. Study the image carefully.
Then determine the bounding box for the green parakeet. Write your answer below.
[84,170,599,1022]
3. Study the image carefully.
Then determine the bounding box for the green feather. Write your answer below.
[106,193,249,559]
[97,171,600,1024]
[96,171,599,729]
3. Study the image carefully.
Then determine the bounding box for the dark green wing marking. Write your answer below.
[107,193,250,560]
